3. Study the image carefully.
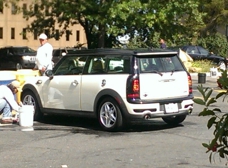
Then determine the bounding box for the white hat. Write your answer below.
[10,80,22,92]
[39,33,47,40]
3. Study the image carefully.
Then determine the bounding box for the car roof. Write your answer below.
[63,48,178,56]
[1,46,30,48]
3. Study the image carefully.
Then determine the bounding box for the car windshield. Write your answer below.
[12,47,36,54]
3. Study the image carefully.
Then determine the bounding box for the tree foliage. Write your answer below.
[4,0,228,49]
[199,0,228,36]
[196,33,228,57]
[20,0,204,48]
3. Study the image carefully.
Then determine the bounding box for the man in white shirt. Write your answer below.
[0,81,22,124]
[34,33,53,75]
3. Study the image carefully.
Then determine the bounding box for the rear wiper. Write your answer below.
[170,69,182,76]
[150,70,163,76]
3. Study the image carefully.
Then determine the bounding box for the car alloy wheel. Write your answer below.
[98,97,123,131]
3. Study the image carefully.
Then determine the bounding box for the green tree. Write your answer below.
[20,0,204,49]
[144,0,205,47]
[196,33,228,57]
[198,0,228,36]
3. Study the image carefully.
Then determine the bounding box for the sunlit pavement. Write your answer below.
[190,73,220,90]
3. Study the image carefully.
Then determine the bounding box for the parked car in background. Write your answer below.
[0,46,36,70]
[170,45,227,70]
[21,48,194,131]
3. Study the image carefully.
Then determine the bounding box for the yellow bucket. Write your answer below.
[16,69,40,102]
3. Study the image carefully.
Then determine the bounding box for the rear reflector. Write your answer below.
[188,75,192,94]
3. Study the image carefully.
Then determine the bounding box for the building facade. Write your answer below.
[0,1,87,50]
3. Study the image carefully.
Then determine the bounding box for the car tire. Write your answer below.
[219,61,226,70]
[162,115,186,125]
[21,90,43,121]
[98,97,123,131]
[16,63,22,70]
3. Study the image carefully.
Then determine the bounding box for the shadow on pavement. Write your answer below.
[34,115,185,135]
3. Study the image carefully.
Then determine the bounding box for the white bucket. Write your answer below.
[19,105,34,127]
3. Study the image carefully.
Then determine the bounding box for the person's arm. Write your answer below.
[3,88,19,111]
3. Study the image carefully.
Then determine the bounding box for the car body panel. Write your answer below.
[40,75,81,110]
[139,72,189,99]
[80,74,128,112]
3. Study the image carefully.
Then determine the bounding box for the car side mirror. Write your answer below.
[45,70,54,80]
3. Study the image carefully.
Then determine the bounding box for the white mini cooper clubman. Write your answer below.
[21,48,194,131]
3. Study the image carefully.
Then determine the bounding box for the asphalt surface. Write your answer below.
[191,73,219,89]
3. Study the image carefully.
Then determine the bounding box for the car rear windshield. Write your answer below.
[138,55,185,73]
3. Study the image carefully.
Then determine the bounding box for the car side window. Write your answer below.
[87,57,105,74]
[8,48,14,55]
[86,55,130,74]
[186,46,198,54]
[106,55,130,74]
[198,46,209,55]
[54,56,86,75]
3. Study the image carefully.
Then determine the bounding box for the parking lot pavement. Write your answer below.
[190,73,220,90]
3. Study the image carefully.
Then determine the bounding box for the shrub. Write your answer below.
[196,33,228,58]
[194,69,228,165]
[191,60,214,72]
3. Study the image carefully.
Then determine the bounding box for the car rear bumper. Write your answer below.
[122,99,194,121]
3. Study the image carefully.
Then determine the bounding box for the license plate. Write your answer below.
[165,103,178,113]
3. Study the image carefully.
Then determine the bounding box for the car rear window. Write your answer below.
[139,55,185,73]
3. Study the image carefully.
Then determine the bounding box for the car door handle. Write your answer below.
[72,80,78,86]
[36,80,42,84]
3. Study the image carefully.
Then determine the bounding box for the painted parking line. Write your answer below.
[213,89,226,93]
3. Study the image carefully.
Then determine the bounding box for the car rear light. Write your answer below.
[127,78,140,99]
[188,74,192,94]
